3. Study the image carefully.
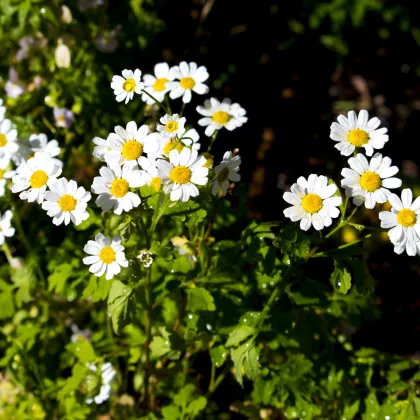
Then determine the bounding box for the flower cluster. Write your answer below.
[283,109,420,256]
[82,62,247,280]
[2,61,247,300]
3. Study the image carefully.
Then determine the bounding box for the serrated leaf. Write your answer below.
[331,262,351,294]
[210,345,227,368]
[186,287,215,312]
[226,325,256,347]
[342,400,359,420]
[107,281,134,334]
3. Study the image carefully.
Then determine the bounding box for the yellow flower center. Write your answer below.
[301,193,323,214]
[29,170,48,188]
[170,166,192,184]
[0,169,5,180]
[202,152,213,168]
[99,246,116,264]
[212,111,230,125]
[397,208,417,228]
[180,77,195,90]
[217,167,230,182]
[110,179,129,198]
[348,129,369,147]
[0,134,7,147]
[360,171,381,192]
[163,138,184,155]
[151,177,162,192]
[123,78,136,92]
[165,121,179,133]
[122,140,143,160]
[153,77,168,92]
[58,114,66,122]
[58,194,77,212]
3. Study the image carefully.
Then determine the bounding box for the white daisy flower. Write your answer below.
[110,69,144,104]
[157,114,186,139]
[0,210,15,245]
[197,98,248,137]
[92,136,111,161]
[83,233,128,280]
[85,362,117,405]
[11,152,62,204]
[91,162,144,215]
[167,62,209,103]
[341,153,401,209]
[138,156,162,192]
[379,189,420,256]
[0,119,18,161]
[156,148,208,202]
[0,162,15,197]
[104,122,160,167]
[283,174,342,231]
[330,110,389,157]
[29,133,62,166]
[212,151,241,196]
[141,62,174,104]
[42,178,91,226]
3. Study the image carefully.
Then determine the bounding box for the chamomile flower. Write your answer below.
[341,153,401,209]
[0,210,15,245]
[212,151,241,196]
[138,156,162,192]
[92,136,110,161]
[53,107,74,128]
[91,163,144,215]
[0,119,18,161]
[197,98,248,137]
[42,178,91,226]
[0,163,15,197]
[29,133,62,166]
[156,148,208,202]
[142,62,174,104]
[157,114,186,139]
[83,234,128,280]
[111,69,144,104]
[379,189,420,256]
[104,122,160,167]
[167,62,209,103]
[70,325,92,343]
[283,174,342,231]
[330,110,389,156]
[85,363,116,405]
[11,152,62,204]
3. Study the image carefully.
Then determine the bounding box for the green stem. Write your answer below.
[206,367,227,398]
[1,242,14,265]
[313,233,373,258]
[141,89,170,114]
[150,194,170,233]
[179,102,186,118]
[325,207,358,239]
[138,212,151,249]
[207,130,219,153]
[341,196,349,221]
[165,95,172,115]
[144,262,152,410]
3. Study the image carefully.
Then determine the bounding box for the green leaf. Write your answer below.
[150,327,183,360]
[210,345,227,368]
[48,263,73,294]
[330,262,352,294]
[186,288,216,312]
[187,396,207,417]
[162,405,180,420]
[231,338,260,386]
[225,325,256,347]
[68,338,96,364]
[0,289,15,319]
[342,400,359,420]
[107,281,134,334]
